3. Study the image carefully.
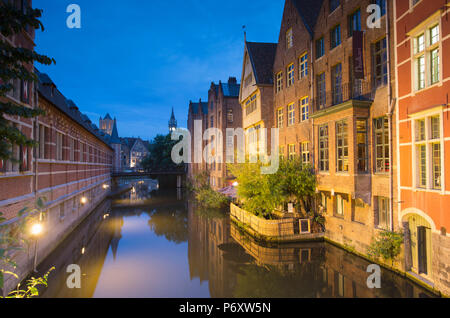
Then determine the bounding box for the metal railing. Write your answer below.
[311,80,374,114]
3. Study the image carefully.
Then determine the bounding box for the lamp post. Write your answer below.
[30,223,43,273]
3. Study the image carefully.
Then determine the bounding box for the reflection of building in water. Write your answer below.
[110,216,124,261]
[36,200,115,298]
[187,201,236,297]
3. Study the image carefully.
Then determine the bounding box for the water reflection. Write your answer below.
[35,178,435,298]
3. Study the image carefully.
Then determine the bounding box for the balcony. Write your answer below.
[311,80,374,117]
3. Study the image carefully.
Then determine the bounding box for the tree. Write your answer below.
[141,134,183,172]
[275,158,316,216]
[228,161,284,218]
[0,2,55,162]
[367,230,404,266]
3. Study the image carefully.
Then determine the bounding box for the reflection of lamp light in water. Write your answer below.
[81,247,85,255]
[81,197,87,205]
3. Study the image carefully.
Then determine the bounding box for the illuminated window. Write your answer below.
[288,144,296,160]
[414,115,442,190]
[288,103,295,126]
[300,97,309,122]
[276,71,283,93]
[414,24,440,90]
[299,53,308,79]
[336,120,348,172]
[287,63,295,87]
[277,108,284,128]
[319,125,329,171]
[301,142,310,165]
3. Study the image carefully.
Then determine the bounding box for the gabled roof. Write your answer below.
[190,102,209,115]
[36,69,112,148]
[290,0,324,37]
[246,42,277,85]
[220,82,240,97]
[109,119,121,144]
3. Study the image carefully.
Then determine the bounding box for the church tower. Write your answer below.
[169,107,177,132]
[100,113,114,136]
[110,118,122,172]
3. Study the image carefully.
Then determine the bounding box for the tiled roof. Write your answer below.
[246,42,277,85]
[220,82,240,97]
[35,69,112,148]
[291,0,324,36]
[190,102,209,115]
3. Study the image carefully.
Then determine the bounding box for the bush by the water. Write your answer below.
[190,172,229,209]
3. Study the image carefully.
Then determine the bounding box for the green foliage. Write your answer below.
[228,158,317,219]
[3,267,54,298]
[0,197,47,289]
[141,134,183,172]
[0,2,55,161]
[227,161,283,218]
[367,230,404,265]
[190,171,230,210]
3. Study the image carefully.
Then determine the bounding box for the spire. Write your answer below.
[169,107,177,132]
[110,118,121,144]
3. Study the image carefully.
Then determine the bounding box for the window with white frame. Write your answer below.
[299,53,308,79]
[413,23,440,91]
[288,144,296,160]
[276,71,283,93]
[375,196,390,230]
[277,108,284,128]
[287,63,295,87]
[301,142,310,165]
[300,97,309,122]
[413,115,442,190]
[288,103,295,126]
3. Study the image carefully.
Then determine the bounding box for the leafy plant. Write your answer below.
[228,158,317,220]
[3,267,54,298]
[0,1,55,162]
[367,230,404,266]
[190,171,230,209]
[141,134,184,172]
[0,197,47,290]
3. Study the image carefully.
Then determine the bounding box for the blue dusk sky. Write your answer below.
[34,0,284,141]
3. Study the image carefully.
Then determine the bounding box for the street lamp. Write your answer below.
[80,196,87,205]
[30,223,43,273]
[102,184,109,190]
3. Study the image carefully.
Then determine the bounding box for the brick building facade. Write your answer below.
[187,78,242,190]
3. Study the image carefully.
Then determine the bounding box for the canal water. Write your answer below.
[33,178,435,298]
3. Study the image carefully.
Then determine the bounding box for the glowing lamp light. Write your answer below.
[31,223,43,236]
[232,182,239,187]
[81,247,86,255]
[103,184,110,190]
[80,197,88,205]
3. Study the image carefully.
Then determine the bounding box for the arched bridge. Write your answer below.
[112,168,187,189]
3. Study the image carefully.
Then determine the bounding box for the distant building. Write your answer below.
[99,113,114,136]
[187,77,242,189]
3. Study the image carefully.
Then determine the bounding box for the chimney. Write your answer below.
[228,77,237,84]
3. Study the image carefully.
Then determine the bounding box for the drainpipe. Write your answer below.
[386,1,395,232]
